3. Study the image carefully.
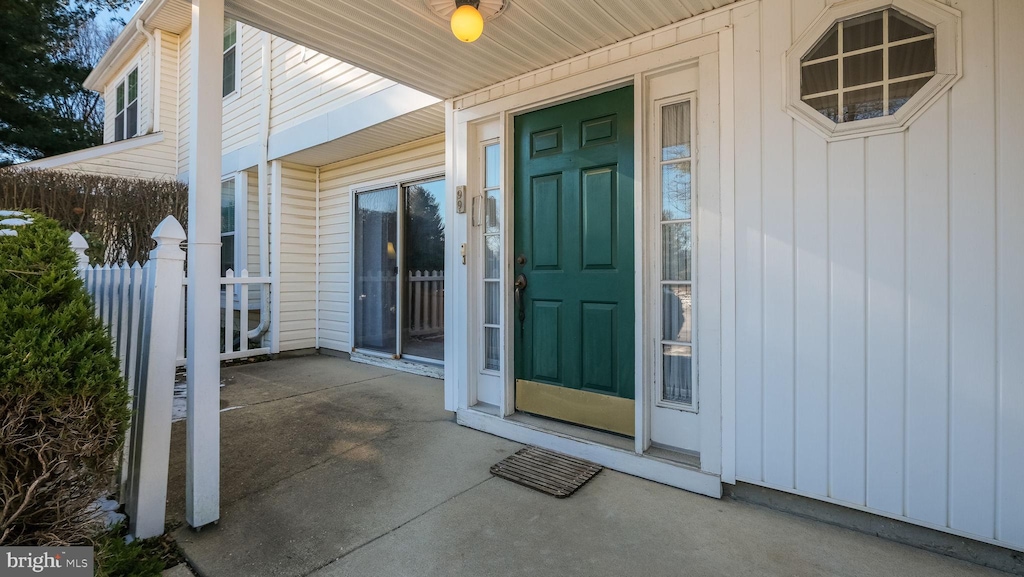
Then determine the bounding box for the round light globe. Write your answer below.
[450,4,484,42]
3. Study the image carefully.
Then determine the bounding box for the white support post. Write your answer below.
[127,216,187,539]
[186,0,224,529]
[69,232,89,268]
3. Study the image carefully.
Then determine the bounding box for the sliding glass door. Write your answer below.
[402,178,445,361]
[353,177,445,363]
[353,186,398,353]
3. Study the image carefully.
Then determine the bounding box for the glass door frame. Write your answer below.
[350,171,446,365]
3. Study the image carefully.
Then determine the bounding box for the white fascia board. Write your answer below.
[84,0,169,92]
[15,132,165,170]
[267,83,441,161]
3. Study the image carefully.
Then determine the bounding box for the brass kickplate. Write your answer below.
[490,446,602,498]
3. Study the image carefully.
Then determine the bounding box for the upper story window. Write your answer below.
[800,9,934,124]
[785,0,961,140]
[114,68,138,141]
[223,18,238,97]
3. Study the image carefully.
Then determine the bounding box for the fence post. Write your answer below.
[69,232,89,268]
[126,216,187,539]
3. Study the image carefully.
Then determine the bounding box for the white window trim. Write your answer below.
[785,0,961,141]
[654,93,698,413]
[113,65,140,142]
[479,139,502,376]
[223,19,239,100]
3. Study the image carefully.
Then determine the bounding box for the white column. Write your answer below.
[186,0,223,528]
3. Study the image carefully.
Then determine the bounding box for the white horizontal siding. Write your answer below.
[177,27,191,174]
[268,37,395,136]
[158,32,180,139]
[247,168,261,276]
[276,162,317,351]
[316,137,445,353]
[730,0,1024,552]
[222,24,263,154]
[54,142,177,179]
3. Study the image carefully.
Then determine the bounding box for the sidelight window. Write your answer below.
[481,143,502,372]
[658,99,695,408]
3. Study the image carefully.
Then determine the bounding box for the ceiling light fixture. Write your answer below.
[450,0,484,42]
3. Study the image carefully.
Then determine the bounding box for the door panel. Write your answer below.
[581,166,617,269]
[514,85,635,433]
[353,186,398,353]
[530,175,562,269]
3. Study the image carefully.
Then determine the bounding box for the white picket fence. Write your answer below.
[73,216,272,540]
[407,270,444,336]
[73,217,186,540]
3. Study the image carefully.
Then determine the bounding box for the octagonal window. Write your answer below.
[800,9,935,124]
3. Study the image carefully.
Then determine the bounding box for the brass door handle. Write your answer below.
[514,274,527,325]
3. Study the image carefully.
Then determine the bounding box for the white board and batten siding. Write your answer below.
[316,137,446,353]
[726,0,1024,552]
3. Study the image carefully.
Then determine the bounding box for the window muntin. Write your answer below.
[223,18,238,97]
[221,178,236,276]
[482,143,502,372]
[114,68,138,141]
[658,100,695,409]
[800,9,935,124]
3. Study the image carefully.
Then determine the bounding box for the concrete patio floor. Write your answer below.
[165,355,1004,577]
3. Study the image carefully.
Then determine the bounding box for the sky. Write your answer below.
[94,0,142,30]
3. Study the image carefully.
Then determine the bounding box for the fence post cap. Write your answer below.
[152,216,186,244]
[68,231,88,250]
[150,216,186,262]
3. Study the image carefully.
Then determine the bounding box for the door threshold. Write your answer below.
[645,444,701,470]
[350,350,444,379]
[507,412,634,453]
[458,407,721,498]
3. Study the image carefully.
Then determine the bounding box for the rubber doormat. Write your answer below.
[490,446,602,498]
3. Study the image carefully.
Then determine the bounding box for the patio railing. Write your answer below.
[175,268,272,366]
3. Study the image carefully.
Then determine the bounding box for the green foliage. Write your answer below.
[93,524,168,577]
[0,169,188,264]
[0,0,134,162]
[0,211,130,545]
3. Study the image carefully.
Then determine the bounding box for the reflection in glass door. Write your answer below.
[402,178,446,361]
[353,186,398,353]
[353,177,445,364]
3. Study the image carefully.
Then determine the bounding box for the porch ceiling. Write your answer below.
[225,0,741,100]
[279,102,445,167]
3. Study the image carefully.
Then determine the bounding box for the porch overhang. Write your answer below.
[225,0,742,99]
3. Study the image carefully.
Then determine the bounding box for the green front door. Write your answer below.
[513,86,635,436]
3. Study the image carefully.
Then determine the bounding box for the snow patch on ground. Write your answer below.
[171,376,229,423]
[91,496,126,529]
[0,211,33,236]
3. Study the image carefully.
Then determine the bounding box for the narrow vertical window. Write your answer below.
[113,67,138,141]
[126,69,138,137]
[482,143,502,371]
[659,100,695,407]
[221,178,236,276]
[114,81,125,141]
[223,18,238,97]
